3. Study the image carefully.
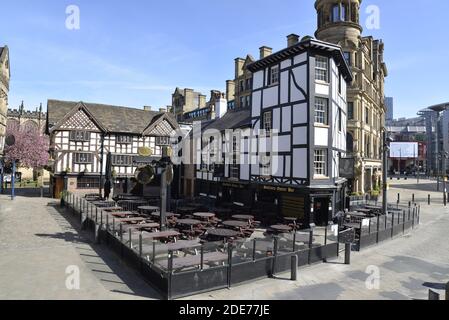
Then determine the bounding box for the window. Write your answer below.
[348,102,354,120]
[338,108,342,132]
[69,131,90,142]
[332,4,346,22]
[338,73,342,94]
[263,111,272,133]
[314,97,328,125]
[111,155,134,166]
[245,78,252,90]
[314,150,327,177]
[156,136,170,146]
[239,80,244,92]
[245,95,251,107]
[343,52,351,66]
[260,153,271,176]
[240,96,244,107]
[365,107,370,124]
[73,153,93,164]
[77,177,100,189]
[315,56,328,82]
[116,135,132,144]
[230,135,240,179]
[268,65,279,85]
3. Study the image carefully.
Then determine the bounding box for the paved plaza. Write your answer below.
[0,180,448,300]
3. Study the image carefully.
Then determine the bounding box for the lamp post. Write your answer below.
[382,130,393,215]
[438,151,448,206]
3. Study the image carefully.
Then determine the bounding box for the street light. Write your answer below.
[382,130,394,215]
[438,151,448,206]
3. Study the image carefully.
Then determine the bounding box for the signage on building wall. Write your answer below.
[263,185,296,193]
[339,158,355,179]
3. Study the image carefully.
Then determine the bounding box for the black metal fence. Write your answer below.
[61,192,343,300]
[347,203,420,251]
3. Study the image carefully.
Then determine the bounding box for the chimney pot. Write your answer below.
[287,34,300,47]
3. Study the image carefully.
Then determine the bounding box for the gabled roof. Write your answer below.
[47,99,178,135]
[202,108,251,132]
[247,38,353,82]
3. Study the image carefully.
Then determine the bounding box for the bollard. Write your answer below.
[408,201,411,208]
[397,193,400,204]
[139,233,143,257]
[291,255,298,281]
[412,194,415,203]
[128,229,132,249]
[446,281,449,301]
[428,195,431,205]
[344,243,351,265]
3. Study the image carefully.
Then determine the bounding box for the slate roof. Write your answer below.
[202,108,251,132]
[47,99,177,134]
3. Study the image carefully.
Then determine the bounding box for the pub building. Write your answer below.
[194,35,352,227]
[46,100,179,198]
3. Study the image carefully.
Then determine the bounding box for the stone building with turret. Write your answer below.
[315,0,388,194]
[0,45,10,154]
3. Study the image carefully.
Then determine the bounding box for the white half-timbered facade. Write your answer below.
[193,36,352,226]
[46,100,178,197]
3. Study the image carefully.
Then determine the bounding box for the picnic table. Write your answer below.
[193,212,216,221]
[111,211,139,218]
[176,219,203,227]
[115,217,147,224]
[121,223,159,232]
[270,224,293,233]
[151,212,177,219]
[101,207,123,212]
[138,206,160,212]
[232,215,254,223]
[207,228,239,239]
[222,220,248,229]
[142,230,180,240]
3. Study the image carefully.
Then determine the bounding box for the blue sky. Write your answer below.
[0,0,448,118]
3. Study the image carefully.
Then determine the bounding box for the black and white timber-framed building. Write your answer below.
[46,100,179,198]
[193,35,352,227]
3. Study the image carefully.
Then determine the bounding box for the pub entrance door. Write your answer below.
[313,197,330,227]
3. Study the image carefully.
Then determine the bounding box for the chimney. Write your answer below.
[259,46,273,59]
[235,58,245,77]
[226,80,235,102]
[287,34,300,47]
[143,106,152,111]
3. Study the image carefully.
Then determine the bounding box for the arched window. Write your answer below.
[6,119,20,132]
[23,120,38,133]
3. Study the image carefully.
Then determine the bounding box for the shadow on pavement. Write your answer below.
[1,188,51,198]
[44,201,162,300]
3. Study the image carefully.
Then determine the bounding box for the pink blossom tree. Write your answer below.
[3,125,49,169]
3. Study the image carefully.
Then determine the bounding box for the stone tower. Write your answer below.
[315,0,362,46]
[314,0,388,194]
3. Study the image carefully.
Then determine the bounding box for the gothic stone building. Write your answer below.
[315,0,388,194]
[0,46,10,154]
[46,100,179,197]
[195,35,352,226]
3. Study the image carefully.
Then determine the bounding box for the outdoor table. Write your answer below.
[121,223,159,232]
[91,201,116,208]
[207,228,239,239]
[365,205,382,211]
[142,230,180,240]
[151,212,177,218]
[159,252,228,270]
[231,215,254,223]
[176,219,203,227]
[222,220,248,229]
[193,212,216,221]
[283,217,298,223]
[138,206,159,212]
[270,224,293,233]
[101,207,123,212]
[111,211,139,218]
[115,217,146,224]
[355,208,372,214]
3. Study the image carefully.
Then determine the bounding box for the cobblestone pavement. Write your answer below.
[0,180,448,300]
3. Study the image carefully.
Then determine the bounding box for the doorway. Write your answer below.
[313,197,330,227]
